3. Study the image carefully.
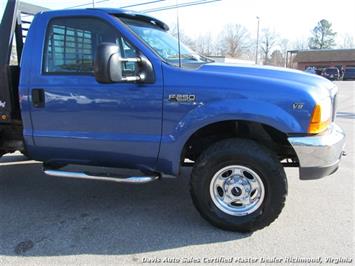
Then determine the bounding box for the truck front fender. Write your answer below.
[157,99,303,175]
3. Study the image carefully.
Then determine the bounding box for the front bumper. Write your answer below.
[288,124,346,180]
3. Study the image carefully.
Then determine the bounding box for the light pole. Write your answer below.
[255,16,260,64]
[92,0,95,8]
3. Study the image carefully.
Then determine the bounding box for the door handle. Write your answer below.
[32,88,45,108]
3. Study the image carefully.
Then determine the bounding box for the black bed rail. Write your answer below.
[0,0,49,123]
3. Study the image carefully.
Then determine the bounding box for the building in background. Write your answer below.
[291,49,355,71]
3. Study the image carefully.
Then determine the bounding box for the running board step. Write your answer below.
[44,169,159,184]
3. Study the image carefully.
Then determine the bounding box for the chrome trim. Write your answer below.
[209,165,265,216]
[332,94,337,122]
[44,169,159,184]
[329,85,338,122]
[288,123,345,168]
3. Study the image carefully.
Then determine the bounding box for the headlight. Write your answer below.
[308,97,332,134]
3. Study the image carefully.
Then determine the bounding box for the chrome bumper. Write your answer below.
[288,124,346,180]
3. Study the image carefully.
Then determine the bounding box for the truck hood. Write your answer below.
[198,63,336,99]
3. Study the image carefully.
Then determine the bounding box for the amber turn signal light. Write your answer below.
[308,104,330,134]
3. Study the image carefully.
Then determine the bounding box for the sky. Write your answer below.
[1,0,355,47]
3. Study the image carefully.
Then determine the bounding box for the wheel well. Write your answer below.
[181,120,298,166]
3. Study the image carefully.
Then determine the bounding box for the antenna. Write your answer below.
[176,0,182,68]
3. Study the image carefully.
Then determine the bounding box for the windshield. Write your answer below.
[118,17,212,67]
[325,68,338,74]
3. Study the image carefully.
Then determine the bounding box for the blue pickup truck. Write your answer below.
[0,0,346,232]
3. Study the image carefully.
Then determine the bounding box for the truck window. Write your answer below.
[118,17,213,68]
[43,17,137,75]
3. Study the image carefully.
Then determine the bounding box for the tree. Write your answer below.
[169,23,196,50]
[308,19,337,49]
[270,50,284,67]
[260,29,278,65]
[279,38,289,67]
[195,33,216,56]
[220,24,251,58]
[292,39,308,50]
[338,34,355,49]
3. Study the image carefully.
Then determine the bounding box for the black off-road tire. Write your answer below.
[190,138,287,232]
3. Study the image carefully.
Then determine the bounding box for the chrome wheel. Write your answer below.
[210,165,265,216]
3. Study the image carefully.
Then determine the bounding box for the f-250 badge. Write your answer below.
[169,94,196,102]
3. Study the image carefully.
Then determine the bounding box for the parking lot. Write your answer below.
[0,82,353,265]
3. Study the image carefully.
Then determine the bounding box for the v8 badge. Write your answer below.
[292,103,304,110]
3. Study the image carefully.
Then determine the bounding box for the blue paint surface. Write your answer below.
[19,9,336,175]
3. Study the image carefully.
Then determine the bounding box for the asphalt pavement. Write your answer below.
[0,81,354,265]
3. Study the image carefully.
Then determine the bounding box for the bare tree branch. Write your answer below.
[260,29,278,65]
[219,24,251,58]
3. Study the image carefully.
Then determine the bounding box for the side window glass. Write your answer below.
[44,17,138,75]
[120,38,137,76]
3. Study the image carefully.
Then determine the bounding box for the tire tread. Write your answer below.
[190,138,287,232]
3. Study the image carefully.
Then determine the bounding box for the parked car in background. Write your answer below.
[322,67,340,80]
[305,66,316,74]
[315,69,323,75]
[343,67,355,81]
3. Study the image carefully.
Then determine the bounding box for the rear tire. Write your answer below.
[190,138,287,232]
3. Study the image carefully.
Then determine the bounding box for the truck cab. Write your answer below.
[0,0,346,232]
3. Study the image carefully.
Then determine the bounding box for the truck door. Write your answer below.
[29,16,163,169]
